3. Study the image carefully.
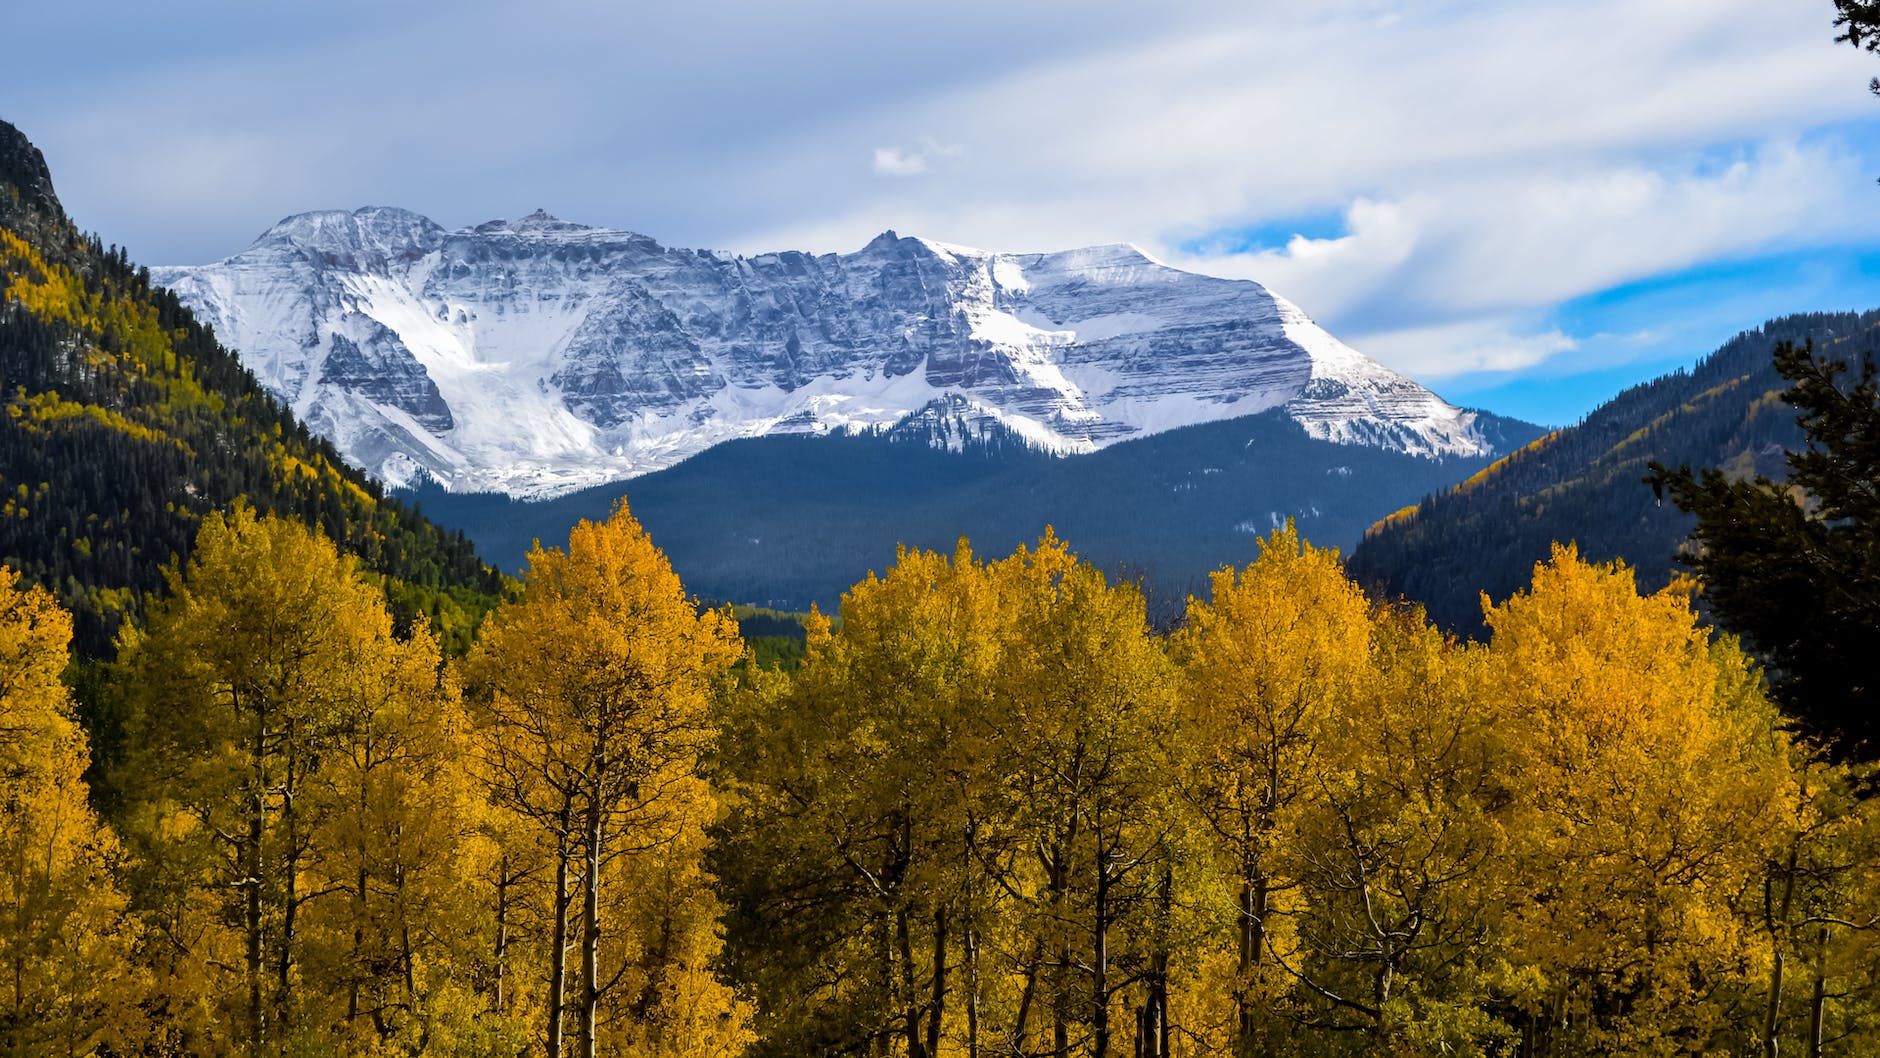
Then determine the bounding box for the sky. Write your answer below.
[8,0,1880,427]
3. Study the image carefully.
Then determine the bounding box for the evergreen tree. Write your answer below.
[1835,0,1880,93]
[1649,339,1880,761]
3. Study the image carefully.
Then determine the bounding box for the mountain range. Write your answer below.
[153,207,1507,499]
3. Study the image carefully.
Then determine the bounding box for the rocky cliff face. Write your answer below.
[155,208,1491,498]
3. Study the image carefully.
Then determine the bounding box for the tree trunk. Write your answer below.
[546,810,572,1058]
[898,909,922,1058]
[348,862,366,1025]
[1808,927,1829,1058]
[1151,867,1170,1058]
[246,723,266,1058]
[1013,936,1043,1057]
[925,908,948,1058]
[1764,844,1799,1058]
[965,923,980,1058]
[875,910,894,1058]
[1047,840,1072,1058]
[278,743,300,1042]
[1238,872,1267,1049]
[1094,841,1111,1058]
[580,797,603,1058]
[493,857,512,1012]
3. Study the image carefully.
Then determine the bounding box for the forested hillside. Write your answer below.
[1347,311,1880,634]
[405,406,1541,622]
[0,119,502,655]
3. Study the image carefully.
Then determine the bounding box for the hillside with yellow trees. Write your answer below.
[0,118,502,658]
[5,495,1878,1057]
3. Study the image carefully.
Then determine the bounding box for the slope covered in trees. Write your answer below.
[405,406,1541,623]
[0,118,502,656]
[1347,311,1880,634]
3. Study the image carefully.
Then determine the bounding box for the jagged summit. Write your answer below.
[153,207,1502,499]
[249,208,448,271]
[0,119,62,223]
[473,209,599,236]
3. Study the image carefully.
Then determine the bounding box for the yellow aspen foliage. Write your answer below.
[299,624,509,1056]
[716,539,1015,1057]
[983,531,1188,1058]
[1481,544,1792,1055]
[1756,755,1880,1057]
[1169,524,1372,1052]
[0,566,142,1057]
[115,505,490,1056]
[1285,607,1516,1053]
[466,499,748,1058]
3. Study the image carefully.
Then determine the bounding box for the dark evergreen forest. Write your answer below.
[1347,310,1880,634]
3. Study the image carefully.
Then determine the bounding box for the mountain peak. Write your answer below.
[0,119,63,223]
[251,207,447,263]
[472,209,596,236]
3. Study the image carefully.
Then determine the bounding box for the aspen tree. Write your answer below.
[0,567,141,1057]
[1482,545,1792,1054]
[1284,607,1514,1052]
[715,541,1010,1057]
[1169,524,1369,1053]
[986,533,1185,1058]
[118,505,486,1055]
[467,499,746,1058]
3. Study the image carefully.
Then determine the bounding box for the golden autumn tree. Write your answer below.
[297,621,511,1056]
[1481,545,1793,1055]
[715,533,1197,1058]
[715,541,1014,1058]
[1755,755,1880,1058]
[0,567,141,1057]
[465,499,748,1058]
[983,532,1191,1058]
[1281,606,1515,1054]
[115,505,484,1056]
[1168,524,1371,1053]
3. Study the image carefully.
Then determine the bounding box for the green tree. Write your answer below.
[1649,339,1880,760]
[1835,0,1880,93]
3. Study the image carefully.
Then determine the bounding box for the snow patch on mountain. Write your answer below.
[154,210,1494,498]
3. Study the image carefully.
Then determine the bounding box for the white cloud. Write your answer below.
[9,0,1879,398]
[1350,318,1580,378]
[872,139,961,177]
[1161,137,1880,374]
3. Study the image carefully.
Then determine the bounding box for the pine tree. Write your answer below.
[1649,338,1880,760]
[1835,0,1880,93]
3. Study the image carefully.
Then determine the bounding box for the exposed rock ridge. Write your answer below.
[153,208,1493,498]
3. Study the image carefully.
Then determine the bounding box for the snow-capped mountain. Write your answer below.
[154,207,1492,499]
